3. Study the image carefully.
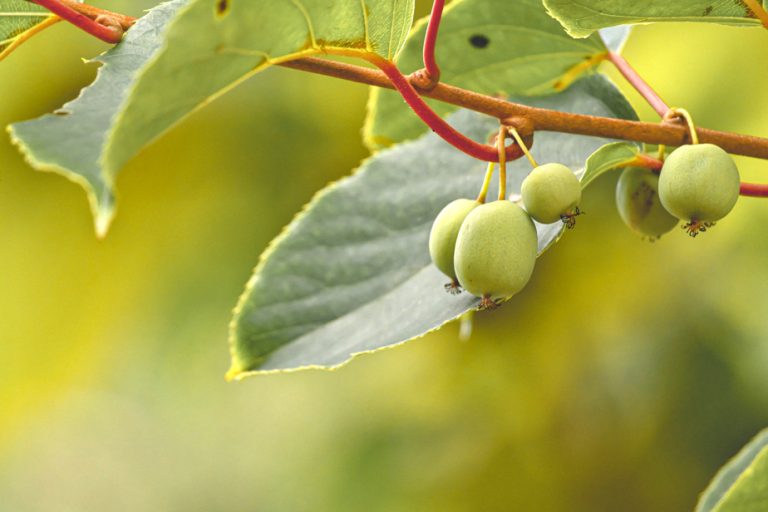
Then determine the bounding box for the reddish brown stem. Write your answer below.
[30,0,135,44]
[608,52,669,118]
[366,55,522,162]
[422,0,444,82]
[740,182,768,197]
[280,57,768,161]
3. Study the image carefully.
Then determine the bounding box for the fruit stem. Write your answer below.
[476,163,495,203]
[607,52,669,118]
[665,108,699,145]
[365,54,523,162]
[743,0,768,29]
[497,126,507,200]
[30,0,135,44]
[422,0,444,84]
[508,127,538,168]
[280,57,768,160]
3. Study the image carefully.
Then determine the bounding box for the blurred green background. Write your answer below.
[1,2,768,510]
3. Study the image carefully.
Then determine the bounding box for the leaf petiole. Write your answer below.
[607,52,669,118]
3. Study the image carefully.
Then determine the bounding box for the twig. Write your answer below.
[280,57,768,160]
[366,54,522,162]
[607,52,669,118]
[421,0,444,83]
[30,0,135,44]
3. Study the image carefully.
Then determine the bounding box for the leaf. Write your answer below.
[543,0,767,38]
[9,0,415,236]
[697,428,768,512]
[364,0,609,150]
[579,141,640,189]
[0,0,62,61]
[228,74,638,378]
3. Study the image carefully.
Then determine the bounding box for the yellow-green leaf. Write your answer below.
[544,0,767,38]
[10,0,414,235]
[697,428,768,512]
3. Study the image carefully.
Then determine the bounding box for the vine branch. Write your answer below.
[30,0,135,44]
[365,54,522,162]
[421,0,444,84]
[280,57,768,161]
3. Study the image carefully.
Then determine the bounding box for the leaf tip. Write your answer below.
[94,206,115,239]
[224,366,245,382]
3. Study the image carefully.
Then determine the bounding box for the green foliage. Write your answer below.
[365,0,608,148]
[8,0,185,236]
[228,75,637,378]
[579,141,640,188]
[0,0,57,59]
[543,0,767,38]
[1,3,768,509]
[9,0,414,235]
[697,428,768,512]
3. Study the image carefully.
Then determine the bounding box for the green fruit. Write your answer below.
[658,144,740,235]
[429,198,480,287]
[521,163,582,225]
[616,167,679,240]
[454,201,538,305]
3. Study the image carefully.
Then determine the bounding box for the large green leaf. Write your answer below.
[9,0,414,236]
[0,0,59,60]
[228,75,638,378]
[364,0,609,149]
[697,428,768,512]
[543,0,767,38]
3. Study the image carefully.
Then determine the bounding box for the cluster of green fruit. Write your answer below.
[617,144,740,239]
[429,162,581,308]
[429,143,740,307]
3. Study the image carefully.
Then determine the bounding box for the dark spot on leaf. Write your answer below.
[216,0,229,16]
[703,5,713,15]
[469,35,490,49]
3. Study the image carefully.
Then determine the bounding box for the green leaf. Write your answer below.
[0,0,61,61]
[543,0,767,38]
[228,75,637,378]
[364,0,608,150]
[697,428,768,512]
[579,141,640,189]
[9,0,414,236]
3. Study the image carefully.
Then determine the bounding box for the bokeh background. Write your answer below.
[1,1,768,510]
